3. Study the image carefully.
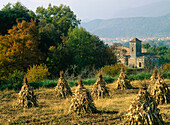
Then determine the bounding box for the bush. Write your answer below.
[163,63,170,71]
[26,64,50,83]
[7,70,25,90]
[98,64,127,77]
[128,72,152,81]
[0,79,10,90]
[163,71,170,79]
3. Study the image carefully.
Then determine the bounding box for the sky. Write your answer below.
[1,0,170,21]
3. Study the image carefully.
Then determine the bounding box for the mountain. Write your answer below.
[81,14,170,38]
[112,1,170,18]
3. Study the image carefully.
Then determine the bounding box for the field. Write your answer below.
[0,79,170,124]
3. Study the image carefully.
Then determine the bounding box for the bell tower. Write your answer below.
[129,38,142,68]
[129,38,142,58]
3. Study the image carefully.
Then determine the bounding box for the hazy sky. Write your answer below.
[1,0,170,20]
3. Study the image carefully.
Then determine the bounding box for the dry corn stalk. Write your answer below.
[148,67,158,92]
[116,67,132,90]
[124,88,164,125]
[68,76,97,114]
[91,73,109,98]
[17,77,38,108]
[150,72,170,104]
[55,71,72,98]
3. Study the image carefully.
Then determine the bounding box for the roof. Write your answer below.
[129,38,142,42]
[138,53,160,58]
[114,46,129,52]
[114,46,130,55]
[114,46,147,56]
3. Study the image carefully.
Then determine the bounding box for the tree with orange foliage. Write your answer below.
[0,19,42,78]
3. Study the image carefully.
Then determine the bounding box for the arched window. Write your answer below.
[139,62,141,67]
[132,47,134,52]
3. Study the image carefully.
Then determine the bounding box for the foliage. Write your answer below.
[46,45,71,76]
[26,64,50,83]
[142,43,151,49]
[98,64,126,77]
[163,63,170,71]
[0,2,36,35]
[147,45,170,64]
[128,72,152,81]
[37,4,80,54]
[29,75,114,89]
[67,27,116,71]
[0,20,41,78]
[7,70,25,90]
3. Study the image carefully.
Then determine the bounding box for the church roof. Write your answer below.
[138,53,160,58]
[129,38,142,42]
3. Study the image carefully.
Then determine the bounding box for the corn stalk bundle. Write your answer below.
[17,77,38,108]
[124,88,164,125]
[150,72,170,104]
[116,67,132,90]
[91,73,109,98]
[55,71,72,98]
[148,68,158,92]
[68,76,97,114]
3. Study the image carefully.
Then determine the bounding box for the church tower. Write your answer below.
[129,38,142,58]
[129,38,142,68]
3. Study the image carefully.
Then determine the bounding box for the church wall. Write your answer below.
[137,58,145,68]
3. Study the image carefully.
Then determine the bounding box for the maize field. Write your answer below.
[150,72,170,104]
[17,77,38,108]
[55,71,72,98]
[68,76,97,114]
[124,88,164,125]
[91,73,109,99]
[116,67,133,90]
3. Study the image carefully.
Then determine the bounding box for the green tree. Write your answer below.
[142,43,151,49]
[46,44,71,76]
[147,46,170,64]
[36,4,80,54]
[0,2,36,35]
[66,27,116,70]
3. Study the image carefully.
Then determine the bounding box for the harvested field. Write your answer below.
[0,79,170,124]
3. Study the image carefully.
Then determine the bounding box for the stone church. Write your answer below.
[114,38,160,69]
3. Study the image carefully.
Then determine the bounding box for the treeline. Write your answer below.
[142,43,170,64]
[0,2,116,80]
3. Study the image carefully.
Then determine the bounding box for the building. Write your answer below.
[114,38,160,69]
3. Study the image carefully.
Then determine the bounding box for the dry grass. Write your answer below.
[0,79,170,124]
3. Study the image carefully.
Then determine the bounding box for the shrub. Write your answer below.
[26,64,50,83]
[0,79,10,90]
[98,64,127,77]
[128,72,152,81]
[163,71,170,79]
[7,70,25,90]
[163,63,170,71]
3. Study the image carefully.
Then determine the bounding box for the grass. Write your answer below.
[0,79,169,124]
[1,71,169,90]
[29,75,115,89]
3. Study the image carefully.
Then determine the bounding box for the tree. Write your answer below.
[0,20,42,78]
[142,43,151,49]
[36,4,80,55]
[46,44,71,76]
[66,27,116,71]
[0,2,36,35]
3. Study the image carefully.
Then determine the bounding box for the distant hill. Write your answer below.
[81,14,170,38]
[112,1,170,18]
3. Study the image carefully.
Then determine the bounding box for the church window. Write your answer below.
[132,47,134,52]
[139,62,141,67]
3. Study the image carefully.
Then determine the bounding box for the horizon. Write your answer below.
[1,0,170,21]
